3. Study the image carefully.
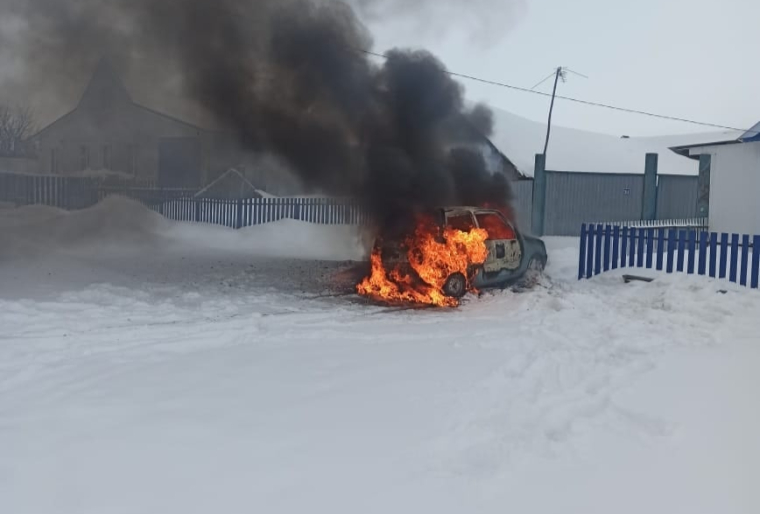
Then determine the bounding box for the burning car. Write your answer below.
[357,206,547,307]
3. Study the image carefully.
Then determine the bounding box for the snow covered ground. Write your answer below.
[1,198,759,514]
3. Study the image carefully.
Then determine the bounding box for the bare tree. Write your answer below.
[0,104,36,157]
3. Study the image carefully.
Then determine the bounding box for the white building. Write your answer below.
[670,122,760,235]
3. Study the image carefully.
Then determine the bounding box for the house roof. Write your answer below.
[668,121,760,160]
[33,57,216,139]
[740,122,760,142]
[78,58,132,108]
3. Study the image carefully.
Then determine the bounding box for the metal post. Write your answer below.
[642,153,658,220]
[697,154,711,220]
[531,153,547,236]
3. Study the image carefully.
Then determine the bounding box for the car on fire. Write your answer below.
[376,206,547,299]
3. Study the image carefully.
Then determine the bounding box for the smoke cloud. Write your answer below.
[1,0,514,231]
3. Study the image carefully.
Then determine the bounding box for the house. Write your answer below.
[25,58,523,194]
[30,59,247,188]
[670,122,760,234]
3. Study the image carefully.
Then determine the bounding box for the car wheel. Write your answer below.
[442,272,467,298]
[528,256,545,273]
[521,256,545,286]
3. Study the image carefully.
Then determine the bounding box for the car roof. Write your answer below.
[442,206,500,215]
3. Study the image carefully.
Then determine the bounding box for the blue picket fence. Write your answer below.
[132,195,370,228]
[578,223,760,289]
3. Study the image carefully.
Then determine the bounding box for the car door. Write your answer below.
[474,212,522,272]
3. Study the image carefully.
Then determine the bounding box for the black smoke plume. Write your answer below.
[1,0,514,231]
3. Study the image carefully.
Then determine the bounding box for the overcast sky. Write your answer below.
[363,0,759,137]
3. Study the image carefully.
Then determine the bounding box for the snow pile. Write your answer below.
[0,196,369,262]
[168,217,369,261]
[0,196,169,260]
[490,107,741,176]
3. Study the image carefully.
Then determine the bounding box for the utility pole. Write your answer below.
[542,67,563,158]
[532,66,586,162]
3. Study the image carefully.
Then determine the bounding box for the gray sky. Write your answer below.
[363,0,759,137]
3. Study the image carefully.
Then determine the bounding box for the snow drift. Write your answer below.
[0,196,369,262]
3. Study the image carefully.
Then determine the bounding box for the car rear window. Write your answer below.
[476,213,516,240]
[447,213,476,232]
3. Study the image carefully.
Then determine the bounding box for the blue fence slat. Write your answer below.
[579,224,588,280]
[687,231,696,274]
[612,226,620,270]
[586,225,595,279]
[719,233,728,279]
[621,227,628,268]
[666,229,676,273]
[676,230,686,273]
[698,231,708,276]
[628,228,636,268]
[740,235,750,286]
[594,224,603,276]
[656,229,665,271]
[603,225,611,272]
[729,234,739,283]
[637,229,645,268]
[645,229,654,269]
[709,233,717,278]
[752,236,760,289]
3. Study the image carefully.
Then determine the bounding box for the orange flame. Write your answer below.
[357,216,489,307]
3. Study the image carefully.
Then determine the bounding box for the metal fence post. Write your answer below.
[643,153,658,220]
[531,153,546,236]
[697,154,711,220]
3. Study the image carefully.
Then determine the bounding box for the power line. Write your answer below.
[358,48,755,135]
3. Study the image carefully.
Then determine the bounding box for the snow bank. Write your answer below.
[166,217,369,261]
[0,196,169,260]
[0,196,369,262]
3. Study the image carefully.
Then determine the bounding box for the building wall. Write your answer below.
[703,141,760,235]
[0,156,40,174]
[511,179,533,232]
[543,171,645,236]
[33,102,215,185]
[656,174,698,219]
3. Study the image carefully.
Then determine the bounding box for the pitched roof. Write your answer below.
[78,57,132,109]
[740,122,760,142]
[33,57,215,138]
[668,121,760,159]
